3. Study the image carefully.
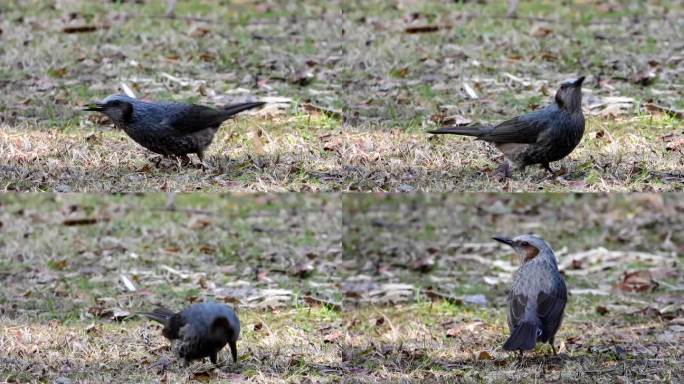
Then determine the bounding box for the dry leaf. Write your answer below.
[323,329,342,343]
[530,24,553,37]
[615,270,658,293]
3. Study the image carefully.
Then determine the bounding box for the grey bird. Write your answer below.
[493,235,567,357]
[83,94,265,164]
[141,302,241,366]
[429,77,585,178]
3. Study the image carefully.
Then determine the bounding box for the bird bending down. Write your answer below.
[141,302,241,366]
[493,235,567,358]
[83,94,265,164]
[429,77,585,178]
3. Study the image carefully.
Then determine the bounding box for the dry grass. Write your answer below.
[2,112,681,192]
[1,194,683,383]
[2,305,682,383]
[0,113,343,192]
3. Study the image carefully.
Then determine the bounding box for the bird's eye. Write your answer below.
[521,241,529,246]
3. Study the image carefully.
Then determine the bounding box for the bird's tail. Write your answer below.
[427,125,486,137]
[210,317,238,362]
[220,101,266,118]
[140,307,175,325]
[503,321,539,351]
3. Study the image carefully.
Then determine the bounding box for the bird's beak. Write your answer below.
[82,102,104,112]
[492,236,515,247]
[573,76,585,87]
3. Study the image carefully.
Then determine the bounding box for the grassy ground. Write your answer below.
[1,194,683,382]
[1,0,682,191]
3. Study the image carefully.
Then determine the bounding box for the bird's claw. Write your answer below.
[150,356,173,374]
[494,163,512,181]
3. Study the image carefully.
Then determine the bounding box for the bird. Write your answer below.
[83,94,265,164]
[428,77,585,178]
[141,302,241,366]
[492,234,567,357]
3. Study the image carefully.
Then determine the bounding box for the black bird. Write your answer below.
[493,235,567,357]
[84,94,265,164]
[429,77,585,178]
[142,302,241,365]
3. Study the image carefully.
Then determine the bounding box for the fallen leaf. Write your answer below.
[411,255,435,273]
[530,24,553,37]
[630,68,657,86]
[615,270,658,293]
[188,26,210,38]
[424,289,463,305]
[301,103,342,119]
[323,329,343,343]
[644,103,684,119]
[302,296,342,311]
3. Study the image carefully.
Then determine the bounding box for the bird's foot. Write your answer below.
[177,155,192,167]
[546,168,567,180]
[494,163,512,181]
[150,356,173,374]
[149,155,165,168]
[542,163,567,179]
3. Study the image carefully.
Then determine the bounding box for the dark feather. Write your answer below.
[478,117,545,144]
[536,282,567,343]
[171,102,265,133]
[140,307,175,325]
[507,293,527,331]
[503,321,538,351]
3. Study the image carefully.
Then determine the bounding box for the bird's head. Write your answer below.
[493,234,553,264]
[83,94,135,125]
[554,76,584,113]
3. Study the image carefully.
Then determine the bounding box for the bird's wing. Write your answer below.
[176,323,202,360]
[480,115,549,144]
[169,102,264,133]
[507,292,527,331]
[169,105,230,133]
[536,279,567,342]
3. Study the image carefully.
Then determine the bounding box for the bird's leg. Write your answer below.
[517,350,524,365]
[151,155,164,168]
[177,155,192,167]
[550,338,557,356]
[209,351,218,365]
[150,356,172,374]
[229,340,238,364]
[195,151,209,169]
[543,163,567,178]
